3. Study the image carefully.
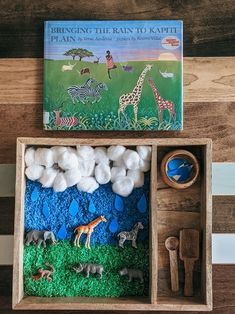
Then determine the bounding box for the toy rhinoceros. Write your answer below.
[119,267,144,283]
[73,263,104,279]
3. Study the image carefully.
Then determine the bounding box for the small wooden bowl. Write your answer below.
[160,150,199,189]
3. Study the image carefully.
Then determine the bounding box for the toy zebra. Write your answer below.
[54,111,78,128]
[89,83,108,103]
[67,78,96,104]
[117,222,144,249]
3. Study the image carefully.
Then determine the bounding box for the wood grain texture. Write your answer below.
[1,265,234,313]
[0,1,235,58]
[0,58,235,104]
[0,101,234,163]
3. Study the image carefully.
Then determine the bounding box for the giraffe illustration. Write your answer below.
[74,216,107,249]
[118,64,153,122]
[148,79,176,122]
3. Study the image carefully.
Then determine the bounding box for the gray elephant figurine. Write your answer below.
[119,267,144,283]
[25,230,56,248]
[73,263,104,279]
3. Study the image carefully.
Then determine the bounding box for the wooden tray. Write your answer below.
[13,137,212,311]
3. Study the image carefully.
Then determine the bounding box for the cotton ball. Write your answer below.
[127,169,144,188]
[53,172,67,192]
[79,159,95,177]
[112,176,134,197]
[137,146,152,161]
[39,168,58,188]
[25,165,44,181]
[64,168,82,187]
[95,163,111,184]
[77,145,95,160]
[35,148,54,168]
[94,147,109,164]
[111,166,126,183]
[51,146,67,163]
[139,158,151,172]
[113,157,126,169]
[77,177,99,194]
[123,149,140,170]
[58,150,78,170]
[107,145,126,161]
[25,147,35,167]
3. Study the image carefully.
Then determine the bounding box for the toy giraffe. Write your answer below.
[74,216,107,249]
[118,64,152,123]
[148,79,176,123]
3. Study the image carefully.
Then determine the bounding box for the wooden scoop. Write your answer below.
[179,229,199,296]
[165,236,179,292]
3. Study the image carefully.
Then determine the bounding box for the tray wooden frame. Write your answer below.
[13,137,212,311]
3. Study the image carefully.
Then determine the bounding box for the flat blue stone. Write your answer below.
[69,199,79,217]
[57,224,67,240]
[88,200,96,214]
[168,158,185,171]
[31,187,39,202]
[109,218,119,233]
[137,194,147,213]
[42,201,50,219]
[114,195,124,212]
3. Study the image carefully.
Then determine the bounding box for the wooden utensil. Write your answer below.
[165,236,179,292]
[179,229,199,296]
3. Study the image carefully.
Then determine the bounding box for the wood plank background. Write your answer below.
[0,0,234,313]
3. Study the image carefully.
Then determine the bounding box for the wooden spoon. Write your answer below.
[179,229,199,296]
[165,236,179,292]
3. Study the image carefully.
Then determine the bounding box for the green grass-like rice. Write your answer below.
[24,242,149,297]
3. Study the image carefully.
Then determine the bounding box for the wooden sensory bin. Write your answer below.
[13,137,212,311]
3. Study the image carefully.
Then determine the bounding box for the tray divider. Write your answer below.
[150,145,158,304]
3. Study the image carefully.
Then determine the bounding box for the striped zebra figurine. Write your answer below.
[117,222,144,249]
[67,78,97,104]
[54,111,79,128]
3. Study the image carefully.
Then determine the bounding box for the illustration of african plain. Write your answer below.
[44,20,183,131]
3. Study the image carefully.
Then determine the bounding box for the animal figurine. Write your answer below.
[61,62,76,72]
[119,268,144,283]
[118,64,152,122]
[54,111,79,127]
[73,263,104,279]
[93,56,101,64]
[67,77,97,104]
[159,69,174,78]
[80,67,90,75]
[117,222,144,249]
[74,216,107,249]
[122,65,133,72]
[148,79,176,122]
[32,262,55,282]
[25,230,56,248]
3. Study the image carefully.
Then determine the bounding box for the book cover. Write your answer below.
[44,20,183,131]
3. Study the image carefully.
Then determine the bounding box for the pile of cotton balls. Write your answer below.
[24,145,151,197]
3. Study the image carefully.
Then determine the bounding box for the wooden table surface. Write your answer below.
[0,1,235,313]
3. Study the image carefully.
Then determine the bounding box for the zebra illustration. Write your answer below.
[89,83,108,103]
[67,78,97,104]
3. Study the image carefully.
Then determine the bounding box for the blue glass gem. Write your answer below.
[88,200,96,214]
[167,157,193,182]
[114,195,124,212]
[57,224,67,240]
[42,201,50,219]
[69,199,79,217]
[31,187,39,202]
[137,194,147,213]
[109,218,119,233]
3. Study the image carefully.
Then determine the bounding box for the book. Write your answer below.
[44,20,183,131]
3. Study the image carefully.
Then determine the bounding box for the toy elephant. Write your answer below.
[25,230,56,248]
[73,263,104,279]
[119,267,144,283]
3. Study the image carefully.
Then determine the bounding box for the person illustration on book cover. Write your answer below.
[106,50,117,79]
